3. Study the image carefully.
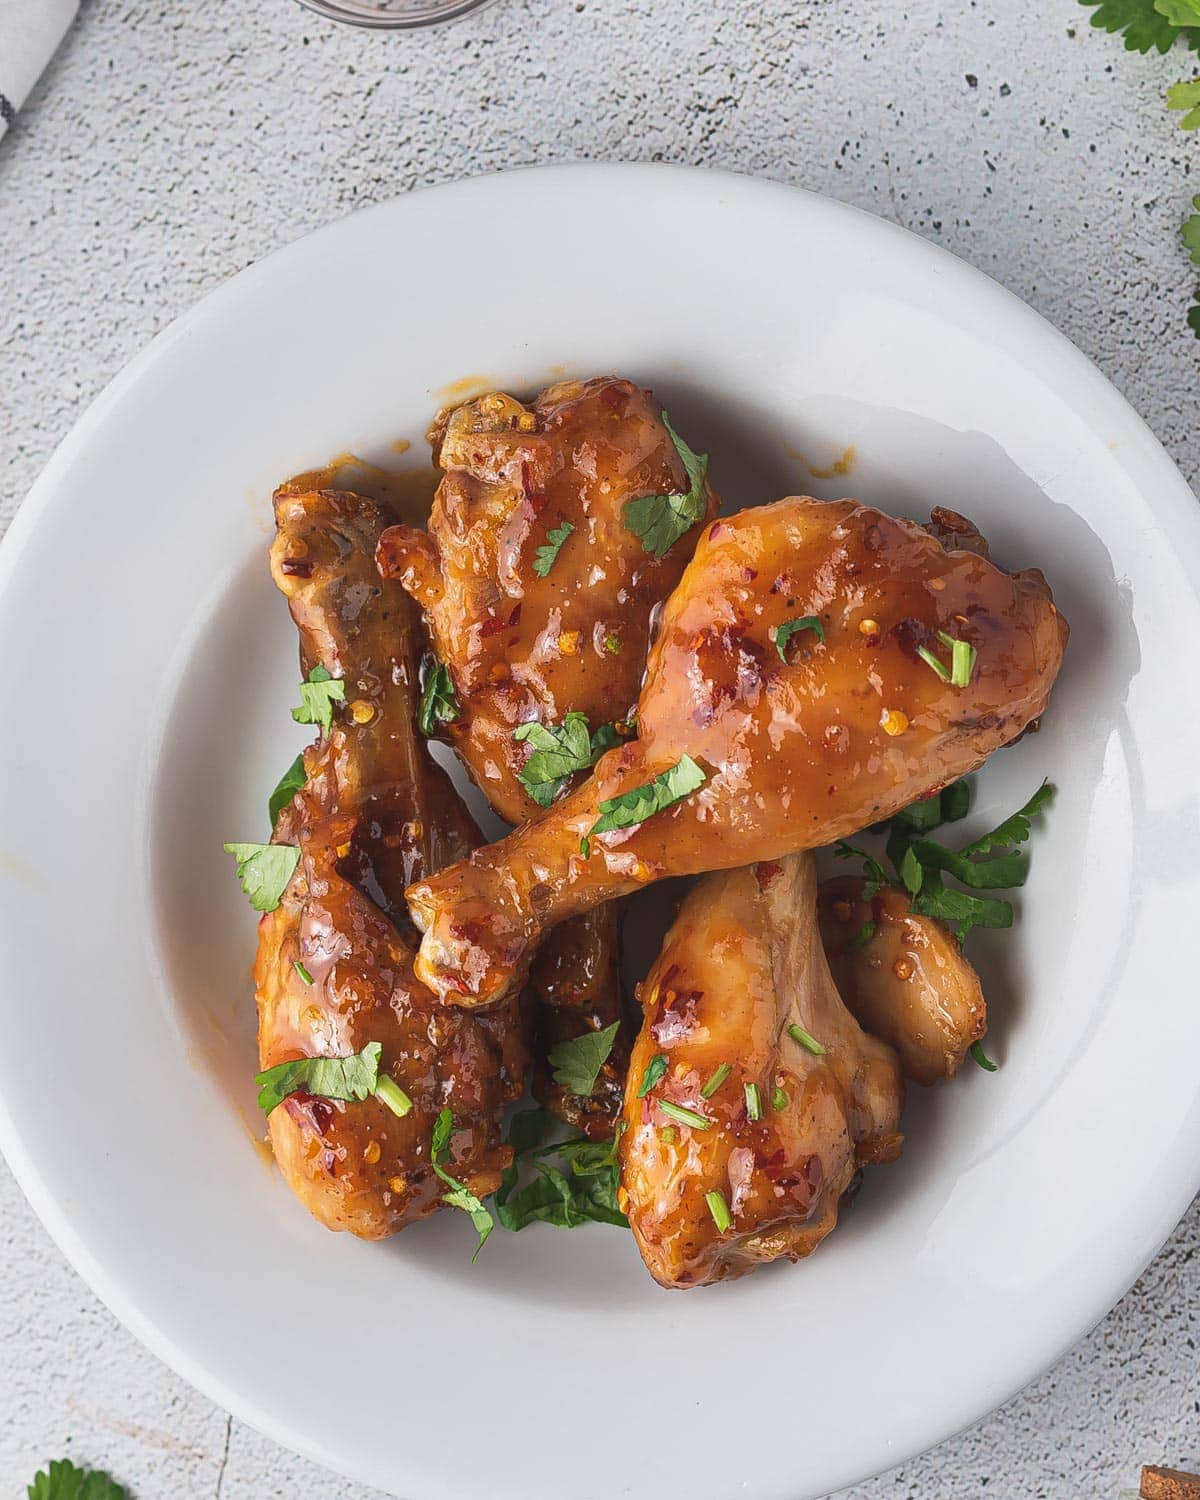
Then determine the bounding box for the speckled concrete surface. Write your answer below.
[1,1,1198,1495]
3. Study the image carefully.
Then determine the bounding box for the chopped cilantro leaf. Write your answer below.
[417,658,460,737]
[493,1110,627,1231]
[1080,0,1198,54]
[774,615,825,663]
[771,1085,789,1111]
[622,413,709,558]
[637,1053,669,1097]
[268,752,307,826]
[969,1041,999,1072]
[581,754,706,857]
[224,841,300,912]
[291,664,345,733]
[432,1163,495,1261]
[1169,79,1200,128]
[532,519,575,578]
[255,1040,381,1114]
[432,1106,453,1163]
[547,1020,620,1097]
[833,839,888,899]
[516,711,619,808]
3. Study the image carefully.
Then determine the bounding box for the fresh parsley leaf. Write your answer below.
[622,412,709,558]
[905,840,1028,890]
[493,1113,627,1231]
[27,1460,129,1500]
[432,1163,495,1261]
[1190,291,1200,337]
[515,711,619,808]
[1080,0,1198,53]
[432,1106,453,1163]
[291,664,345,733]
[774,615,825,663]
[547,1019,621,1097]
[255,1041,381,1114]
[417,658,460,737]
[910,875,1015,941]
[1184,196,1200,262]
[223,841,300,912]
[970,1041,999,1072]
[581,753,706,856]
[637,1053,668,1097]
[1168,77,1200,127]
[1159,0,1200,26]
[268,752,307,826]
[532,519,575,578]
[958,781,1054,857]
[833,839,889,899]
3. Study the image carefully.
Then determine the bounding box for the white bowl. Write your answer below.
[1,164,1198,1500]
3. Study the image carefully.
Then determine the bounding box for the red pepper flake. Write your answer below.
[755,861,783,889]
[280,557,314,577]
[707,521,727,540]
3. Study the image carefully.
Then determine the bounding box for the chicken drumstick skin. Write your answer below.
[255,487,528,1239]
[621,852,903,1289]
[408,495,1069,1007]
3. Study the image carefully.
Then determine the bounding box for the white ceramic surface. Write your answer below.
[0,164,1198,1500]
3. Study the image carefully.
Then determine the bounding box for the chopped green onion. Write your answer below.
[374,1075,414,1118]
[701,1062,732,1099]
[744,1082,762,1121]
[938,631,978,688]
[293,960,314,985]
[969,1041,998,1072]
[771,1085,788,1111]
[658,1099,711,1131]
[660,1125,678,1145]
[637,1053,669,1098]
[787,1023,826,1057]
[705,1189,732,1233]
[916,643,951,682]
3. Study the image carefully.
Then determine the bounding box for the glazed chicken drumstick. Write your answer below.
[621,852,904,1289]
[254,486,529,1238]
[377,377,718,1132]
[408,495,1069,1007]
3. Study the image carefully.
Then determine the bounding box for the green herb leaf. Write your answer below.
[774,615,825,663]
[969,1041,999,1072]
[291,664,345,733]
[1168,78,1200,128]
[581,754,706,856]
[515,711,618,808]
[1184,197,1200,266]
[1190,291,1200,338]
[532,519,575,578]
[744,1082,762,1120]
[1080,0,1197,53]
[637,1053,669,1098]
[268,752,307,826]
[432,1163,495,1261]
[418,659,460,737]
[494,1113,627,1231]
[705,1189,732,1233]
[27,1459,129,1500]
[293,959,314,985]
[905,840,1027,890]
[701,1062,732,1099]
[845,919,876,952]
[255,1040,381,1114]
[224,841,300,912]
[1159,0,1200,28]
[771,1085,789,1111]
[833,839,889,899]
[787,1023,826,1057]
[621,413,709,558]
[547,1019,620,1097]
[432,1106,454,1163]
[658,1098,712,1130]
[910,876,1014,941]
[959,781,1054,857]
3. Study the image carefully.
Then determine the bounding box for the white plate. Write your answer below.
[1,164,1198,1500]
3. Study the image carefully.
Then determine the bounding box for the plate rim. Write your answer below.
[2,160,1199,1499]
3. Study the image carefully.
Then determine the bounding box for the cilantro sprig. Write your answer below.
[547,1019,621,1097]
[581,753,706,857]
[417,657,460,737]
[493,1107,627,1232]
[515,712,622,808]
[292,664,345,734]
[255,1040,413,1119]
[268,752,307,826]
[27,1460,128,1500]
[223,841,300,912]
[532,519,575,578]
[622,413,710,558]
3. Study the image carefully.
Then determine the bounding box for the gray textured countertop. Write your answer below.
[1,2,1197,1495]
